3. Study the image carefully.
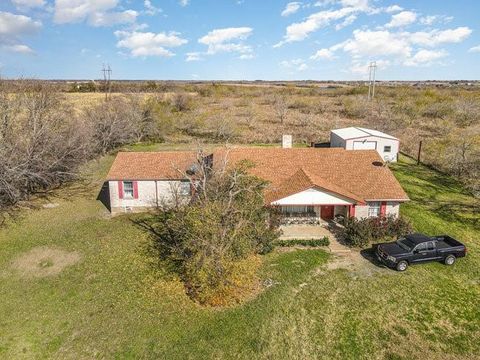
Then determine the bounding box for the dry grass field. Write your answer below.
[0,147,478,359]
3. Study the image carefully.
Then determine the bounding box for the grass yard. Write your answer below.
[0,150,479,359]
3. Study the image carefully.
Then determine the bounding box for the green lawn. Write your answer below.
[0,151,479,359]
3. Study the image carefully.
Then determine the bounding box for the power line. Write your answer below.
[101,63,112,101]
[368,61,377,100]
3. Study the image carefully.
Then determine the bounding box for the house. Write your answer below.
[330,127,399,162]
[105,147,409,222]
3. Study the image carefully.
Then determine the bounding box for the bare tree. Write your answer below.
[273,95,288,124]
[86,97,138,154]
[0,81,89,213]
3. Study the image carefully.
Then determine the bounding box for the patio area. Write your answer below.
[279,223,350,254]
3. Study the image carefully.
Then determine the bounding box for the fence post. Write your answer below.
[417,141,423,165]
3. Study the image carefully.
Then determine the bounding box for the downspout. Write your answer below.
[155,180,159,208]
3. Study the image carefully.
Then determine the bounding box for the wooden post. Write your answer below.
[417,141,423,165]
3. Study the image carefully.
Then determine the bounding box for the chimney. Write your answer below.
[282,135,292,149]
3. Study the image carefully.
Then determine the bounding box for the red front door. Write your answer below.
[320,205,334,220]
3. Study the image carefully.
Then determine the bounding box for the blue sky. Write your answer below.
[0,0,479,80]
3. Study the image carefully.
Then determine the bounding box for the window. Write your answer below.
[281,205,315,217]
[179,181,191,196]
[123,181,134,199]
[384,145,392,153]
[415,243,428,252]
[368,202,381,217]
[426,241,435,251]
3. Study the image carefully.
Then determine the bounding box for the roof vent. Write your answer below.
[282,135,292,149]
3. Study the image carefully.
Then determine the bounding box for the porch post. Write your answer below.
[349,204,356,217]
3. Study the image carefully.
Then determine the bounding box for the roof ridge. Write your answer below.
[301,168,365,203]
[354,126,371,136]
[294,167,314,185]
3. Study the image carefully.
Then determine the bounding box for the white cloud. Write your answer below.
[0,11,42,36]
[408,27,472,47]
[280,58,308,71]
[186,52,202,61]
[199,27,253,55]
[239,53,254,60]
[281,2,302,17]
[384,5,402,13]
[325,26,471,74]
[54,0,138,26]
[199,27,252,46]
[337,29,412,58]
[179,0,189,6]
[468,45,480,53]
[144,0,161,16]
[310,48,334,60]
[3,44,35,54]
[0,11,41,54]
[403,49,448,66]
[275,1,373,46]
[115,30,187,57]
[335,14,356,30]
[332,27,472,59]
[89,10,138,27]
[419,15,453,26]
[385,11,417,28]
[11,0,45,10]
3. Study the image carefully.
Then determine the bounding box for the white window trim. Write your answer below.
[123,181,134,199]
[368,202,381,217]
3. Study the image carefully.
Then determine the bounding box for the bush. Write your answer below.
[275,237,330,247]
[343,216,413,248]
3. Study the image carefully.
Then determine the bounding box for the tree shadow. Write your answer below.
[130,215,182,276]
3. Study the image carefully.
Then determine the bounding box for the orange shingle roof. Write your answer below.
[107,148,409,203]
[215,147,409,203]
[106,151,198,180]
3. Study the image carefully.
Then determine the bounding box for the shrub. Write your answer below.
[170,93,191,112]
[343,216,413,248]
[275,237,330,247]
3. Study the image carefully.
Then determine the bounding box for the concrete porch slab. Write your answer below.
[279,224,351,254]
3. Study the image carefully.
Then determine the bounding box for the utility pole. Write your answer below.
[101,63,112,101]
[368,61,377,100]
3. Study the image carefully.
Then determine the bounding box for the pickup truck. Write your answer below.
[376,233,467,271]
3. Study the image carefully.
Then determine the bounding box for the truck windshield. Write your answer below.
[396,238,415,251]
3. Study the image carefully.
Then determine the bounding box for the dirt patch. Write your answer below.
[320,250,395,279]
[11,247,81,278]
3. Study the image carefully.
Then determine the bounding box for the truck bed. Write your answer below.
[434,235,463,249]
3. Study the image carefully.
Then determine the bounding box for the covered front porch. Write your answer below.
[276,204,352,225]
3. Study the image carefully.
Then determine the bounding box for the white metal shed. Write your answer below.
[330,127,399,162]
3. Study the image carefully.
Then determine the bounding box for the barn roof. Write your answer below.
[331,127,398,140]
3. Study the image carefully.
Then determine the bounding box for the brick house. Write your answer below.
[105,147,409,221]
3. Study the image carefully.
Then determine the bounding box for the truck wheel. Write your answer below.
[445,255,456,265]
[396,261,408,272]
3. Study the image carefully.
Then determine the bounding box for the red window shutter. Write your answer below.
[350,204,356,217]
[380,202,387,216]
[133,181,139,199]
[118,181,124,199]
